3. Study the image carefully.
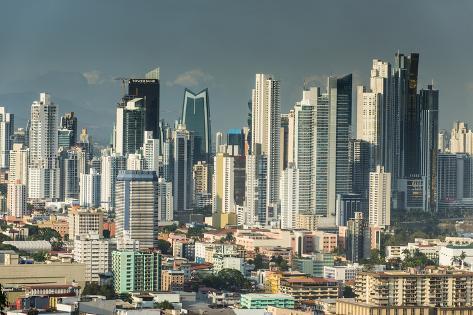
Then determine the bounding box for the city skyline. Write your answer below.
[0,1,472,142]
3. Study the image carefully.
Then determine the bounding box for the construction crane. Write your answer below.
[114,77,129,96]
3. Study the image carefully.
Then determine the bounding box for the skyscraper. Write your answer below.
[58,148,80,200]
[9,143,28,185]
[251,74,281,212]
[115,170,159,249]
[227,128,245,156]
[115,97,145,156]
[143,131,160,172]
[346,212,371,263]
[244,153,267,226]
[394,52,420,179]
[80,168,101,208]
[212,153,234,214]
[128,68,160,138]
[181,88,211,162]
[28,93,60,200]
[157,178,173,222]
[450,122,473,154]
[419,84,439,211]
[0,107,14,168]
[280,164,299,229]
[59,112,77,147]
[173,124,194,217]
[100,149,126,211]
[369,166,391,227]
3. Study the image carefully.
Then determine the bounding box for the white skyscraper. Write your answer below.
[280,165,299,229]
[369,165,391,227]
[0,107,14,168]
[143,131,160,172]
[115,170,159,249]
[100,149,126,211]
[157,178,173,222]
[450,122,473,154]
[244,154,267,226]
[251,74,281,219]
[28,93,60,200]
[127,153,144,170]
[9,143,29,185]
[212,153,234,214]
[293,87,318,215]
[80,168,101,208]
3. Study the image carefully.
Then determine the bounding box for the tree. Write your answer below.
[187,226,205,238]
[401,249,435,269]
[0,284,7,315]
[118,293,132,303]
[82,283,116,300]
[154,300,174,310]
[225,232,234,242]
[202,269,250,292]
[270,256,289,271]
[252,254,268,270]
[31,251,47,262]
[156,239,172,255]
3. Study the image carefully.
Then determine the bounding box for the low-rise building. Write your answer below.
[292,253,334,277]
[239,293,295,309]
[323,264,362,282]
[161,270,185,292]
[279,278,340,303]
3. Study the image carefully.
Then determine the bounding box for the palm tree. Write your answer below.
[459,251,467,269]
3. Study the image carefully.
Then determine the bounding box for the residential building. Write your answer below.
[240,293,295,309]
[292,253,334,277]
[212,153,234,214]
[79,168,101,208]
[335,193,363,227]
[346,212,370,262]
[280,165,299,229]
[28,93,60,200]
[279,277,340,303]
[355,268,473,307]
[251,74,281,220]
[100,149,126,211]
[0,107,14,168]
[9,143,29,185]
[112,250,161,294]
[68,208,104,240]
[7,183,27,218]
[73,233,117,282]
[173,124,194,216]
[161,270,185,291]
[157,178,173,222]
[369,165,391,227]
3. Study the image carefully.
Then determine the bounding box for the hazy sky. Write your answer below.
[0,0,472,142]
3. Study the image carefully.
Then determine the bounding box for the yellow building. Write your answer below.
[161,270,185,291]
[37,215,69,238]
[264,271,306,294]
[212,212,237,229]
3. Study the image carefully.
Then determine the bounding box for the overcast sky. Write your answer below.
[0,0,472,142]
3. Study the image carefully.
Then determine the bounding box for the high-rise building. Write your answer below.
[59,112,77,147]
[116,170,159,249]
[143,131,160,172]
[126,153,144,171]
[0,107,14,168]
[181,88,211,162]
[173,124,194,216]
[335,193,363,227]
[438,130,449,153]
[212,153,234,214]
[68,208,104,240]
[293,88,318,216]
[346,212,371,263]
[215,131,224,154]
[28,93,60,200]
[292,75,352,226]
[251,74,281,210]
[227,128,245,156]
[245,154,267,225]
[394,52,420,179]
[419,84,439,212]
[157,178,173,222]
[450,121,473,154]
[369,166,391,227]
[60,112,77,144]
[115,97,145,156]
[280,114,289,171]
[437,153,473,210]
[7,183,27,218]
[128,69,160,138]
[9,143,28,185]
[112,249,161,294]
[349,139,370,208]
[280,165,299,229]
[58,148,80,200]
[192,161,210,209]
[79,168,101,208]
[100,149,126,211]
[233,156,246,207]
[73,233,116,282]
